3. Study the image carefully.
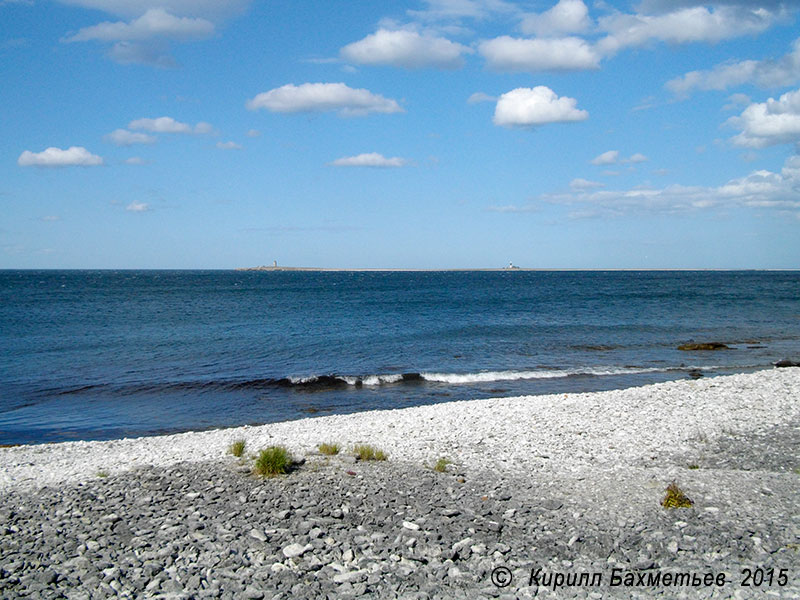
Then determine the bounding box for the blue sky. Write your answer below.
[2,0,800,269]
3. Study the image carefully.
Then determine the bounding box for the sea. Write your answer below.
[1,270,798,445]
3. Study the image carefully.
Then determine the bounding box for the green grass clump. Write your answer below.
[661,482,693,509]
[96,471,109,478]
[253,446,293,477]
[318,442,340,456]
[228,439,246,458]
[433,457,452,473]
[353,444,387,461]
[688,464,699,470]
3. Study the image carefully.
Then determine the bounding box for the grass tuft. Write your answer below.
[318,442,340,456]
[228,439,246,458]
[661,482,693,509]
[353,444,387,461]
[688,464,699,470]
[96,471,109,478]
[253,446,293,477]
[433,457,451,473]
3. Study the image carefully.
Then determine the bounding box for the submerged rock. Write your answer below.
[677,342,729,351]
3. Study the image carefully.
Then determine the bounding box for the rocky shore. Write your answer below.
[1,369,798,598]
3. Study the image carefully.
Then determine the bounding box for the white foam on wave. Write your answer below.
[420,366,667,384]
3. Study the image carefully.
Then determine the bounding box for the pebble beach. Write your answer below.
[1,368,799,598]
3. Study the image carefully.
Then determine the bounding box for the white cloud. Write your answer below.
[55,0,250,20]
[246,129,261,137]
[728,88,800,148]
[18,146,103,168]
[479,36,600,72]
[246,83,404,117]
[520,0,591,37]
[570,178,604,190]
[329,153,409,168]
[216,141,242,150]
[493,86,588,128]
[341,28,471,69]
[591,150,620,165]
[597,5,780,56]
[541,155,800,216]
[128,116,212,134]
[467,92,496,103]
[106,128,156,146]
[590,150,648,165]
[65,8,214,42]
[124,157,146,164]
[40,215,62,222]
[667,38,800,97]
[126,201,150,212]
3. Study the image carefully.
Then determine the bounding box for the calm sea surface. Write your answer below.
[1,270,798,445]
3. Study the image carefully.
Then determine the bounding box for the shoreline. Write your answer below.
[1,368,798,598]
[2,367,798,492]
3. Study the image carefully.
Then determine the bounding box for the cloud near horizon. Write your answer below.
[18,146,104,168]
[246,83,404,117]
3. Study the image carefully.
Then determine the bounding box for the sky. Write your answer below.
[2,0,800,269]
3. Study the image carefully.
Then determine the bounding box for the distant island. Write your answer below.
[236,261,526,272]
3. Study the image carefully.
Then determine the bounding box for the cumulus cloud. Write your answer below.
[246,83,404,117]
[341,28,471,69]
[479,36,600,72]
[216,141,242,150]
[520,0,592,37]
[128,116,212,134]
[493,86,588,128]
[57,1,241,66]
[590,150,648,165]
[667,37,800,97]
[728,88,800,148]
[328,153,409,168]
[18,146,103,168]
[106,128,156,146]
[597,5,780,56]
[65,8,213,42]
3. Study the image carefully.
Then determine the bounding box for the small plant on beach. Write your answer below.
[353,444,387,461]
[96,471,109,478]
[253,446,293,477]
[433,457,452,473]
[688,464,699,470]
[228,439,246,458]
[661,482,693,509]
[318,442,340,456]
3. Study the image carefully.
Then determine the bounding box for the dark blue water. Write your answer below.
[1,270,798,445]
